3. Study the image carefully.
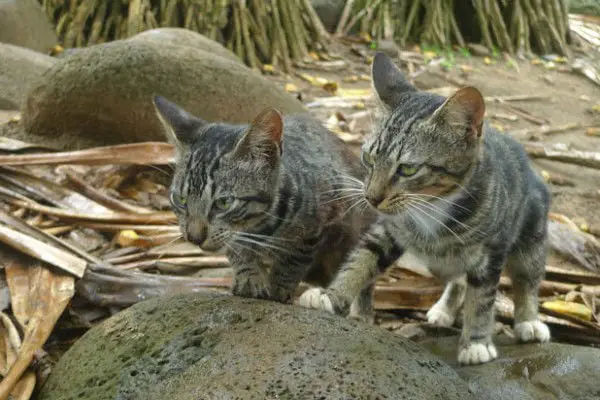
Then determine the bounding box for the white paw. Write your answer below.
[426,304,456,327]
[297,288,335,314]
[514,320,551,343]
[458,342,498,365]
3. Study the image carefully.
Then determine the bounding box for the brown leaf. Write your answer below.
[0,225,87,278]
[0,142,175,167]
[0,250,74,398]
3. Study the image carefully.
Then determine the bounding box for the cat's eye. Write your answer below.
[169,192,187,209]
[396,164,421,177]
[214,197,234,211]
[361,151,375,166]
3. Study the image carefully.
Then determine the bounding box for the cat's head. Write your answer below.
[362,52,485,214]
[153,96,283,251]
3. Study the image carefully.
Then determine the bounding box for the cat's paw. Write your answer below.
[426,303,456,327]
[514,320,551,343]
[458,342,498,365]
[297,288,335,313]
[231,273,270,299]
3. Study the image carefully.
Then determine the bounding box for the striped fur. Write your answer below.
[298,53,551,365]
[153,96,375,314]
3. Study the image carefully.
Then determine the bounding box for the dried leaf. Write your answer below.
[0,251,74,398]
[542,300,593,321]
[0,225,87,278]
[0,142,175,167]
[284,83,299,92]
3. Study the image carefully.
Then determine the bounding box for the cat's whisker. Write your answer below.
[402,193,471,212]
[340,197,369,219]
[155,234,184,259]
[407,200,465,244]
[319,187,364,195]
[321,192,364,205]
[408,198,473,232]
[238,231,294,244]
[234,233,290,254]
[453,183,476,200]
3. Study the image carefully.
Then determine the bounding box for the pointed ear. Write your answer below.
[431,86,485,139]
[153,95,206,147]
[232,108,283,161]
[371,52,416,109]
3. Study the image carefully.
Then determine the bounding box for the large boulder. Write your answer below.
[39,293,475,400]
[419,335,600,400]
[129,28,241,64]
[21,39,305,150]
[0,0,57,53]
[0,43,56,110]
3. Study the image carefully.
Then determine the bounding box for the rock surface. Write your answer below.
[20,39,305,150]
[39,293,475,400]
[0,0,57,52]
[0,43,56,110]
[419,335,600,400]
[129,28,241,63]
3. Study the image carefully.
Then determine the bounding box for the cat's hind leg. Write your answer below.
[426,276,466,327]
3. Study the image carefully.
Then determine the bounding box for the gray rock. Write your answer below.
[39,293,475,400]
[419,335,600,400]
[129,28,241,64]
[21,39,306,150]
[0,43,56,110]
[0,0,57,53]
[311,0,346,32]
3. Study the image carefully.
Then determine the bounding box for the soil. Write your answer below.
[268,43,600,228]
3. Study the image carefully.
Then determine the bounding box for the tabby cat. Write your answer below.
[153,96,375,317]
[298,53,551,364]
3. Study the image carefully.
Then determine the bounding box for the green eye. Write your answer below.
[397,164,420,177]
[362,151,375,166]
[170,192,187,208]
[215,197,233,210]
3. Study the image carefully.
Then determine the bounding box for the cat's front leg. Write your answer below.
[269,251,315,304]
[298,223,404,316]
[229,251,271,299]
[458,252,505,365]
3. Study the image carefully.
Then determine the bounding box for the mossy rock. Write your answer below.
[20,39,305,150]
[39,293,475,400]
[0,43,56,110]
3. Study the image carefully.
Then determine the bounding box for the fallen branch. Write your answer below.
[524,144,600,170]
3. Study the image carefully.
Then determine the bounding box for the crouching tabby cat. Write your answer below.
[153,96,375,317]
[298,53,551,365]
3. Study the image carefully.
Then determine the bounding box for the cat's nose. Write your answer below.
[187,221,208,246]
[366,194,384,207]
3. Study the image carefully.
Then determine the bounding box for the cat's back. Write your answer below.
[282,113,361,174]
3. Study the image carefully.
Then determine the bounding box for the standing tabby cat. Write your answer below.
[299,53,551,364]
[153,96,375,317]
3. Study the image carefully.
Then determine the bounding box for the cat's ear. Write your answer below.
[371,52,416,109]
[153,95,206,148]
[232,108,283,161]
[431,86,485,140]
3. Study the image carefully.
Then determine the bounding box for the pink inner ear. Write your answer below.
[451,87,485,137]
[253,108,283,144]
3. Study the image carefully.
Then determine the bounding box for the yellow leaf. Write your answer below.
[541,170,550,182]
[586,127,600,136]
[116,230,140,247]
[592,104,600,113]
[531,58,542,65]
[423,51,437,60]
[483,57,493,65]
[339,88,372,97]
[284,83,299,92]
[544,61,556,70]
[359,32,372,42]
[308,51,320,61]
[8,114,21,123]
[542,300,592,321]
[262,64,275,73]
[343,76,359,83]
[298,73,315,84]
[49,44,64,56]
[322,81,339,95]
[353,102,366,109]
[359,74,371,81]
[460,64,473,73]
